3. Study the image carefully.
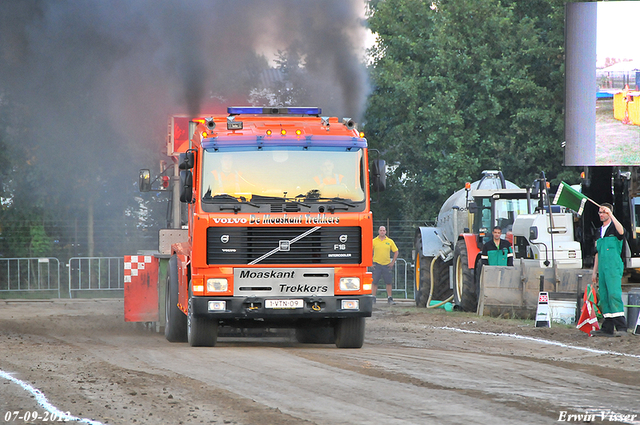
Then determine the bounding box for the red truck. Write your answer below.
[125,107,386,348]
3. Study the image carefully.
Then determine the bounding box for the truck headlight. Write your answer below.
[339,277,360,291]
[207,278,228,292]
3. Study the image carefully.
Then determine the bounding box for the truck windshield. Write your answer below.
[200,148,366,203]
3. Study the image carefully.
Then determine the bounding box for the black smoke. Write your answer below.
[0,0,370,213]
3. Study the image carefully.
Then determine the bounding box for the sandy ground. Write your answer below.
[0,299,639,425]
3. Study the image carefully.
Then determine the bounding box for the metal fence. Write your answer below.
[394,258,411,299]
[373,257,414,300]
[0,258,62,298]
[67,257,125,297]
[2,250,417,301]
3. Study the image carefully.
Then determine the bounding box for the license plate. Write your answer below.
[265,299,304,309]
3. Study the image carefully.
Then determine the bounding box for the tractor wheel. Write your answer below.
[164,255,187,342]
[414,252,431,307]
[334,317,365,348]
[453,240,478,312]
[187,295,219,347]
[415,238,452,307]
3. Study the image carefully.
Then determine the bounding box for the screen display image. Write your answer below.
[565,1,640,166]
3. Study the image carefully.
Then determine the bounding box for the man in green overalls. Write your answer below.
[481,227,514,266]
[591,203,628,337]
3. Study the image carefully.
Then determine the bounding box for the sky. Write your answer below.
[596,1,640,67]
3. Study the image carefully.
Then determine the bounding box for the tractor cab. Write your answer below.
[469,189,536,247]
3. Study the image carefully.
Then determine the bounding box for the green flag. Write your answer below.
[553,181,588,215]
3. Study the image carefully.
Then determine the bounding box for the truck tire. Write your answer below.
[295,326,335,344]
[453,240,478,312]
[164,255,187,342]
[415,251,452,307]
[187,295,219,347]
[334,317,365,348]
[414,252,431,307]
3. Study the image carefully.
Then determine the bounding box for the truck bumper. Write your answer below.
[191,295,373,321]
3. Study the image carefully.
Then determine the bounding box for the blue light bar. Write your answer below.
[227,107,264,114]
[287,107,322,115]
[227,106,322,115]
[202,136,366,150]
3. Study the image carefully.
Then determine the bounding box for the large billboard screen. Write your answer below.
[565,1,640,166]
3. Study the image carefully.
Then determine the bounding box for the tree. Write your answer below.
[365,0,573,221]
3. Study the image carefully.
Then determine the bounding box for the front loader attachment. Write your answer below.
[477,262,592,318]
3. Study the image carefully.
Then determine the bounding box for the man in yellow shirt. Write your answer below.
[372,226,399,305]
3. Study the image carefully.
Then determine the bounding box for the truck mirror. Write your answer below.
[468,202,478,214]
[179,152,195,170]
[179,170,193,203]
[529,226,538,240]
[371,159,386,192]
[139,169,151,192]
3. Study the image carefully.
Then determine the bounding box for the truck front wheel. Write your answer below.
[295,326,335,344]
[334,317,365,348]
[453,240,478,312]
[187,296,219,347]
[164,255,187,342]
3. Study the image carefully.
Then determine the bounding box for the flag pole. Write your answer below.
[541,172,557,288]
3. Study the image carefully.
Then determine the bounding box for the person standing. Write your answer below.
[372,226,399,305]
[591,203,628,337]
[480,227,514,266]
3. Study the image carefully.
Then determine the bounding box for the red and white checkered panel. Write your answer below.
[124,255,154,282]
[124,255,159,322]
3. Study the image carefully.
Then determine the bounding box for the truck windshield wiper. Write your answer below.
[250,194,310,208]
[202,192,259,207]
[306,196,357,208]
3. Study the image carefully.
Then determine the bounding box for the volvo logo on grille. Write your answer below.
[220,235,230,244]
[339,234,348,243]
[279,240,290,251]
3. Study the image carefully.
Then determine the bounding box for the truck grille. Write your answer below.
[207,226,362,265]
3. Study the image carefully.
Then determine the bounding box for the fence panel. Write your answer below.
[393,258,410,300]
[68,257,124,298]
[0,258,61,298]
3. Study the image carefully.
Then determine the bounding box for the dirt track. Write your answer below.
[1,299,639,425]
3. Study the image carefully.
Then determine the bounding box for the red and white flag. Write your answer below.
[577,284,600,335]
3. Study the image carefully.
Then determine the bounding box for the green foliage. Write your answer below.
[29,223,53,257]
[365,0,577,221]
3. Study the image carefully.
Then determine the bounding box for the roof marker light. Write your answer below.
[266,129,272,136]
[281,129,287,136]
[359,131,365,138]
[295,129,302,136]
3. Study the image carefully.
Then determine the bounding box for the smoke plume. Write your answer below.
[0,0,370,221]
